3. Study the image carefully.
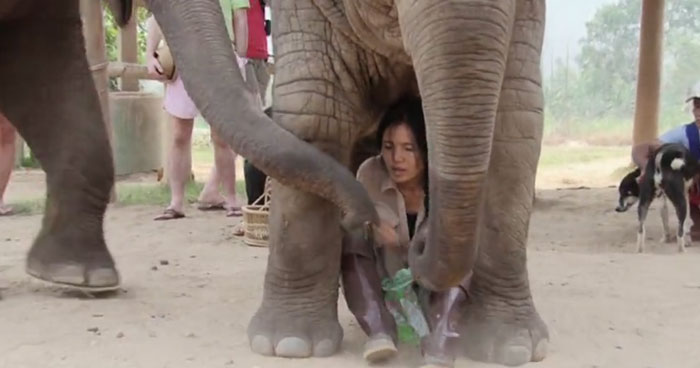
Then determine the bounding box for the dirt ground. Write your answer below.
[2,148,700,368]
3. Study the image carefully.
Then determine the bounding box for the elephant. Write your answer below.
[0,0,374,290]
[1,0,548,366]
[145,0,549,365]
[0,0,136,291]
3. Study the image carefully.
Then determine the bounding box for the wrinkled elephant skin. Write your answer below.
[145,0,548,365]
[253,0,547,365]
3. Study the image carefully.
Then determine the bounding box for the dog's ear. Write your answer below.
[632,167,642,177]
[105,0,134,28]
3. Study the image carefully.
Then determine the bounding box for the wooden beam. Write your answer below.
[80,0,116,201]
[632,0,665,145]
[14,132,23,168]
[118,1,139,91]
[108,61,152,80]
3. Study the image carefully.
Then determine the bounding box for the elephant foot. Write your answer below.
[247,303,343,358]
[25,232,120,292]
[461,300,549,366]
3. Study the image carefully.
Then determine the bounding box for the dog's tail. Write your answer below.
[659,149,686,171]
[671,158,685,170]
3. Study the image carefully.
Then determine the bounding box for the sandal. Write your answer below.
[154,208,185,221]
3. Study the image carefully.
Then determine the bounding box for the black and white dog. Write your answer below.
[616,143,700,253]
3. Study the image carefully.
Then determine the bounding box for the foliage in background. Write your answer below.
[104,6,151,90]
[544,0,700,143]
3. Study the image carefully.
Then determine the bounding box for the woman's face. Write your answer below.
[381,122,425,186]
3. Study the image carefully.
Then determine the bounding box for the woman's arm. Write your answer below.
[232,4,249,57]
[145,15,164,78]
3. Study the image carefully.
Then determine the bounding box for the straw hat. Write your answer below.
[154,42,177,81]
[685,81,700,102]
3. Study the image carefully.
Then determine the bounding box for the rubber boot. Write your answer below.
[420,284,469,368]
[690,203,700,242]
[341,250,398,363]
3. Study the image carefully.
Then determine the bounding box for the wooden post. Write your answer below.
[80,0,117,201]
[632,0,665,145]
[118,1,139,91]
[14,131,23,168]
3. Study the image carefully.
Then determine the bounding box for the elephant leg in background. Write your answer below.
[460,1,548,366]
[247,3,373,357]
[0,4,119,290]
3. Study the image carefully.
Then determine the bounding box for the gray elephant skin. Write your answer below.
[0,0,548,366]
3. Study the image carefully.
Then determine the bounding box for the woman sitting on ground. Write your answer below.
[341,96,470,368]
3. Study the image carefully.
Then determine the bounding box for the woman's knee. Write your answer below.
[209,130,229,150]
[171,118,193,148]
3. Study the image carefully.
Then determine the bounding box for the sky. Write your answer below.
[541,0,620,73]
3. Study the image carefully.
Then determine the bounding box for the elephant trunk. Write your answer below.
[144,0,377,230]
[399,0,516,291]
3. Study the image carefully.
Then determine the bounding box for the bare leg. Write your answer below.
[0,112,16,214]
[197,129,239,211]
[211,130,240,212]
[156,115,193,219]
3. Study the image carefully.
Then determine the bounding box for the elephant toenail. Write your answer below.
[87,268,120,287]
[250,335,274,356]
[313,338,337,357]
[276,337,312,358]
[502,345,531,366]
[532,339,549,362]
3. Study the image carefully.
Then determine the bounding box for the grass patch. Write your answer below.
[538,145,629,168]
[115,180,205,207]
[7,180,248,216]
[116,179,248,207]
[9,198,45,215]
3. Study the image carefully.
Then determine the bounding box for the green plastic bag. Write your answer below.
[381,268,430,345]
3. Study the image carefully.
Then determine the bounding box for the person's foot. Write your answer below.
[226,206,243,217]
[196,200,226,211]
[363,333,397,363]
[0,203,13,216]
[154,208,185,221]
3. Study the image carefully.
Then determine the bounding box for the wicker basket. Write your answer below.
[242,178,271,247]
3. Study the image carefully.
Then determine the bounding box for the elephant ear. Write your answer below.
[105,0,134,27]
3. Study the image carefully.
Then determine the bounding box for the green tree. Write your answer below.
[103,6,151,90]
[546,0,700,127]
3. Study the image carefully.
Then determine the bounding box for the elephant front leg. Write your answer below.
[248,186,344,357]
[0,5,118,290]
[460,3,548,365]
[462,124,549,366]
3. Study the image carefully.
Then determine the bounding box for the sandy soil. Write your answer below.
[2,159,700,367]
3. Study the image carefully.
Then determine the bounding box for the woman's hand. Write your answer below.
[374,221,400,248]
[147,55,165,80]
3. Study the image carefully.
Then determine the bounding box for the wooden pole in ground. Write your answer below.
[118,1,139,92]
[14,131,23,168]
[80,0,116,201]
[632,0,665,146]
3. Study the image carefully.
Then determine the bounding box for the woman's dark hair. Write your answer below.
[376,95,430,215]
